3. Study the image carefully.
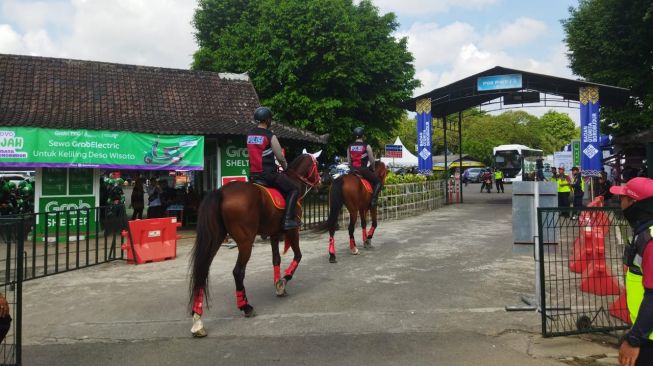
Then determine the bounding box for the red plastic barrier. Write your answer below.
[609,287,631,324]
[569,196,607,273]
[121,217,181,264]
[579,229,621,295]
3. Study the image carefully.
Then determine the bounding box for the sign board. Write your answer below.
[572,140,581,167]
[477,74,522,92]
[553,152,573,172]
[384,144,402,158]
[0,127,204,170]
[36,167,98,237]
[219,139,249,187]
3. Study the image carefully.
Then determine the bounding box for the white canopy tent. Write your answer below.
[380,137,418,168]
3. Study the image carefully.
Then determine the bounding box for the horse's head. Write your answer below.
[287,153,321,188]
[375,161,388,186]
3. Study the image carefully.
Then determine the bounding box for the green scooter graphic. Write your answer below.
[144,140,183,165]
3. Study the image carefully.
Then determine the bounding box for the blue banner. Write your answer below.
[477,74,522,91]
[416,98,433,175]
[579,86,601,176]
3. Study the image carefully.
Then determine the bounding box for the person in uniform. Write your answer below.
[347,127,382,208]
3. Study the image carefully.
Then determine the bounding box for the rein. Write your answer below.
[286,155,321,200]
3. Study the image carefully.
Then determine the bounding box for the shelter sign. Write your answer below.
[416,98,433,175]
[477,74,522,91]
[37,168,97,237]
[219,139,249,186]
[579,87,601,176]
[0,127,204,170]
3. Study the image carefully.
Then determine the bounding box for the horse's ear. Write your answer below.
[311,150,322,159]
[302,148,308,155]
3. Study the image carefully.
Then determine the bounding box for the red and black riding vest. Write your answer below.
[247,127,276,174]
[348,141,368,169]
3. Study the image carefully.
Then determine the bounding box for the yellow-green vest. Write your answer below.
[494,170,503,180]
[557,174,571,193]
[626,226,653,341]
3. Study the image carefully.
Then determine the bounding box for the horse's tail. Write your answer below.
[314,177,344,233]
[189,189,225,309]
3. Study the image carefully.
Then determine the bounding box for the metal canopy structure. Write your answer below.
[404,66,630,117]
[404,66,630,204]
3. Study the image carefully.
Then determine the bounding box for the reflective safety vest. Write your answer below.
[557,174,571,193]
[494,170,503,180]
[348,141,369,169]
[625,225,653,341]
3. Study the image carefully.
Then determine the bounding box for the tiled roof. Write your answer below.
[0,54,324,143]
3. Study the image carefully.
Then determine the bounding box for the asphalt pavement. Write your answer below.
[21,183,620,365]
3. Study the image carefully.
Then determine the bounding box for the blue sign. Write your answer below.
[415,98,433,175]
[579,86,601,176]
[477,74,522,91]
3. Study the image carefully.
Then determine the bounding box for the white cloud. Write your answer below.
[0,0,197,69]
[481,17,548,51]
[369,0,498,15]
[398,22,476,70]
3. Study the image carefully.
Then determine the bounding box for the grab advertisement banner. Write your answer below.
[0,127,204,170]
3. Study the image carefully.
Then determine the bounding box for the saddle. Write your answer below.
[253,183,287,210]
[350,173,373,193]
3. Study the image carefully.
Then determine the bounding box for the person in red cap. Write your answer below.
[612,177,653,366]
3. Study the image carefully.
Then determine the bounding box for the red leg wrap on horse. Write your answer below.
[362,228,367,243]
[193,288,205,316]
[274,265,281,283]
[367,226,375,238]
[349,238,356,249]
[285,259,299,276]
[329,237,335,255]
[236,290,248,308]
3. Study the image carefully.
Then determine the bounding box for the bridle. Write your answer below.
[287,154,321,199]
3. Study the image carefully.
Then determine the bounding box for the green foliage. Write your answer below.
[384,171,427,185]
[193,0,419,155]
[386,109,580,167]
[563,0,653,135]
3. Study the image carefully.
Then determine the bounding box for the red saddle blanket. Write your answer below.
[254,184,286,209]
[354,175,372,193]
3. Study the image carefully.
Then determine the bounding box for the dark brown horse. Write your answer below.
[325,161,388,263]
[189,153,320,337]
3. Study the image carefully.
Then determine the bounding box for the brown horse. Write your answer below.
[189,153,320,337]
[325,161,388,263]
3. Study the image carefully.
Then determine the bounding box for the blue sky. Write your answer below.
[0,0,580,99]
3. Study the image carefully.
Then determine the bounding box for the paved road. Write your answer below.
[21,184,616,365]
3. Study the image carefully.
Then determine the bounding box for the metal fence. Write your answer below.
[0,205,127,365]
[300,180,446,230]
[538,206,631,337]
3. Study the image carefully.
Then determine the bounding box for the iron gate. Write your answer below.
[538,206,631,337]
[0,206,127,365]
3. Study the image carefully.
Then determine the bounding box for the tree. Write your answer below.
[535,110,579,152]
[563,0,653,135]
[192,0,419,155]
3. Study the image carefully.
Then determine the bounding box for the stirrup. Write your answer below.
[283,219,299,230]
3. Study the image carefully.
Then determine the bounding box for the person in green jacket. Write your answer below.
[494,169,504,193]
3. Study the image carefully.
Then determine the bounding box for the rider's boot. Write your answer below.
[283,191,299,230]
[370,183,382,208]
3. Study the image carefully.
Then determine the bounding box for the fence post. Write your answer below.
[16,217,24,365]
[538,208,547,336]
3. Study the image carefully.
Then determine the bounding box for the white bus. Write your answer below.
[493,144,543,182]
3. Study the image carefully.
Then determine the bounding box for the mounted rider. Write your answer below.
[247,107,299,230]
[347,127,382,208]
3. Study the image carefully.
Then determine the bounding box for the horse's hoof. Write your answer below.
[364,239,373,249]
[191,314,207,338]
[192,328,208,338]
[275,278,287,297]
[241,304,255,318]
[329,254,337,263]
[350,247,359,255]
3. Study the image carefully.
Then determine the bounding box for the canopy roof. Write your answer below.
[404,66,630,118]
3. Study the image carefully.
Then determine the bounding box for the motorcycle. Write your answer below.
[144,140,183,164]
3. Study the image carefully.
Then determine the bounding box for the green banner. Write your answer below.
[220,138,249,186]
[37,196,97,236]
[0,127,204,170]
